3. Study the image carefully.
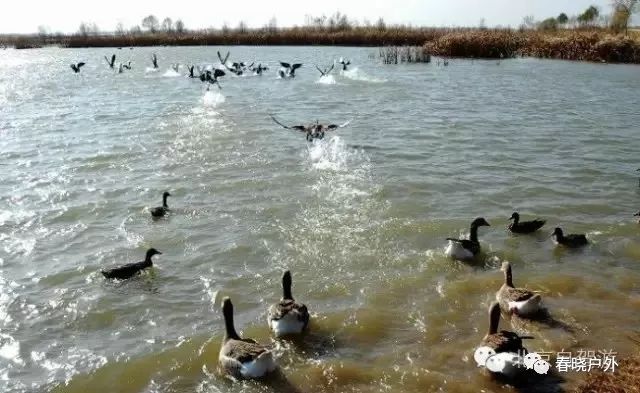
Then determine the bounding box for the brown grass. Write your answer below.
[574,354,640,393]
[424,30,640,63]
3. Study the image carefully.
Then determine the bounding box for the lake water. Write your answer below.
[1,46,640,393]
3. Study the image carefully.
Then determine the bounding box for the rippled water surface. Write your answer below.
[2,46,640,393]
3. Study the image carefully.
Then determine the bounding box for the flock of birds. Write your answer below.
[99,186,598,381]
[66,50,631,385]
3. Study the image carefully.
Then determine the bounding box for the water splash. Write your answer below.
[341,67,386,83]
[201,91,225,107]
[162,69,180,78]
[316,75,337,85]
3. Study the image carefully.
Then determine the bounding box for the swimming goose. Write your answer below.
[268,271,310,337]
[445,217,490,260]
[251,64,268,75]
[478,302,533,376]
[270,115,351,141]
[104,54,116,69]
[219,297,277,379]
[551,227,588,248]
[496,262,542,317]
[122,61,132,70]
[150,191,171,218]
[70,62,86,73]
[508,212,545,234]
[101,248,161,280]
[151,53,158,69]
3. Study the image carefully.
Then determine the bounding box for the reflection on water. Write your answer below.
[1,46,640,393]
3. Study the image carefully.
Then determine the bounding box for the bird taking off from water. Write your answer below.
[278,62,302,78]
[270,115,352,141]
[338,57,351,71]
[151,53,159,69]
[104,54,116,69]
[70,62,86,73]
[315,64,334,77]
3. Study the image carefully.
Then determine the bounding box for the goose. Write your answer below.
[117,63,124,74]
[508,212,545,234]
[151,53,158,69]
[278,62,302,78]
[188,65,196,78]
[496,262,542,317]
[121,61,132,70]
[267,271,310,336]
[150,191,171,218]
[635,211,640,223]
[315,64,334,77]
[551,227,588,248]
[201,69,225,90]
[445,217,490,260]
[104,54,116,69]
[217,51,245,75]
[219,297,277,379]
[171,63,179,73]
[101,248,161,280]
[478,302,533,376]
[70,62,86,73]
[338,57,351,71]
[270,115,351,141]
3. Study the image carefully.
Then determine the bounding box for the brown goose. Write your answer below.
[219,297,276,379]
[482,302,533,353]
[496,262,542,317]
[508,212,545,234]
[267,271,310,336]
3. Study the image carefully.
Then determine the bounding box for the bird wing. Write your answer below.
[326,119,352,130]
[315,65,325,75]
[505,287,536,302]
[70,64,77,71]
[270,115,306,132]
[222,339,269,363]
[291,63,303,71]
[217,51,230,66]
[77,62,86,68]
[214,69,226,78]
[280,61,290,68]
[110,54,116,65]
[326,64,334,73]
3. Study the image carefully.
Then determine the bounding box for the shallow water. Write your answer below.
[1,46,640,393]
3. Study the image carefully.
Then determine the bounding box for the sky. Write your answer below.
[0,0,624,34]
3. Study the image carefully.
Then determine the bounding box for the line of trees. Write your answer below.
[526,1,637,33]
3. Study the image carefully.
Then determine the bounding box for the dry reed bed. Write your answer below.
[574,354,640,393]
[425,30,640,63]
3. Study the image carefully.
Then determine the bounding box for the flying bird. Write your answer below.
[70,62,86,73]
[278,62,302,78]
[315,64,334,77]
[270,115,351,141]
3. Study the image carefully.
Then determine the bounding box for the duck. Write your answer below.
[477,302,534,376]
[508,212,545,234]
[150,191,171,218]
[551,227,588,248]
[267,271,310,337]
[634,211,640,223]
[496,262,542,317]
[445,217,491,260]
[101,248,161,280]
[219,297,277,379]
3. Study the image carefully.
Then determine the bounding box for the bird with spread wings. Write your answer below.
[270,115,351,141]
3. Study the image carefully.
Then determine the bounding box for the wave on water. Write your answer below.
[201,90,225,108]
[316,75,337,85]
[341,67,386,83]
[162,69,180,77]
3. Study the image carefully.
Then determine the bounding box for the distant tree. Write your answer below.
[142,15,159,33]
[115,22,126,36]
[538,17,559,31]
[161,17,173,32]
[611,0,638,34]
[221,22,230,34]
[78,22,90,37]
[130,25,142,35]
[175,19,185,33]
[479,18,487,30]
[37,25,49,38]
[521,15,536,29]
[578,5,600,25]
[376,17,386,31]
[236,20,248,34]
[557,13,569,24]
[266,16,277,33]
